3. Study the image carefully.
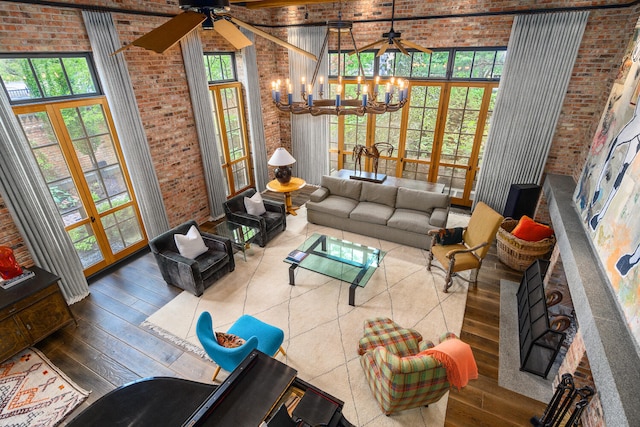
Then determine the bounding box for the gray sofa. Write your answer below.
[306,175,450,249]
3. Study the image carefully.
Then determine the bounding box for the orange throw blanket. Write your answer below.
[424,338,478,390]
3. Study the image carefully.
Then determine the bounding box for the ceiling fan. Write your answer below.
[114,0,317,61]
[351,0,432,57]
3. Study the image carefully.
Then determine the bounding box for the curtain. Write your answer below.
[82,10,169,238]
[474,11,589,212]
[288,26,329,185]
[240,29,270,191]
[180,31,228,218]
[0,91,89,303]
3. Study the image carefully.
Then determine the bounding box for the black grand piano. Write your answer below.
[67,350,353,427]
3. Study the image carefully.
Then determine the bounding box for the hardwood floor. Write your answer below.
[34,188,546,425]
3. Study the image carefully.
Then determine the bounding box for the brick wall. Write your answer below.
[1,1,639,270]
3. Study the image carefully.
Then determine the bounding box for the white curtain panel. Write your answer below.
[82,10,169,238]
[240,29,270,191]
[474,11,589,212]
[180,31,228,218]
[288,26,329,185]
[0,90,89,303]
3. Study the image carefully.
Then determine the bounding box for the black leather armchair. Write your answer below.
[223,188,286,247]
[148,220,235,296]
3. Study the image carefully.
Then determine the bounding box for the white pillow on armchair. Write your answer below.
[174,225,208,259]
[244,191,267,216]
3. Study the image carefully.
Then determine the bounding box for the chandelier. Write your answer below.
[270,17,408,117]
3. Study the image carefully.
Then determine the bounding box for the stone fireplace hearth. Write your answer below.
[543,174,640,426]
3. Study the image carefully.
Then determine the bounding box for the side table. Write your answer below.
[266,177,306,216]
[214,221,259,261]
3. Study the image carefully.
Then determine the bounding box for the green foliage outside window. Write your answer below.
[0,55,97,102]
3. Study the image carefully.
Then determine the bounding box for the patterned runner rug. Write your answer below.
[0,348,90,427]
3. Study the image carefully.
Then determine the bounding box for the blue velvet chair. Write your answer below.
[196,311,286,381]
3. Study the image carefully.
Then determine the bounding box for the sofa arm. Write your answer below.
[310,187,329,203]
[226,211,267,236]
[157,250,201,295]
[430,207,450,228]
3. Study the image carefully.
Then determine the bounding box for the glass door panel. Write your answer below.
[434,83,496,206]
[210,83,253,197]
[15,99,147,275]
[402,83,443,180]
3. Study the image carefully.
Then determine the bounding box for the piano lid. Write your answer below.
[184,350,297,427]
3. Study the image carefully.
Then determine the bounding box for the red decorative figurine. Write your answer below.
[0,246,22,280]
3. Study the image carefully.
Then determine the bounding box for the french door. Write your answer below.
[14,98,147,276]
[209,82,253,197]
[331,79,498,207]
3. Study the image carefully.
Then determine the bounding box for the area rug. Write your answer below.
[499,279,555,403]
[142,206,470,427]
[0,348,90,427]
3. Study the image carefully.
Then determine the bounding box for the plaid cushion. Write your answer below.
[357,317,423,357]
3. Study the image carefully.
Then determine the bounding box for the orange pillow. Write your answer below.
[511,215,554,242]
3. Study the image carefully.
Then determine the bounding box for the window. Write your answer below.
[2,53,147,276]
[204,53,253,197]
[0,54,100,103]
[204,53,236,82]
[327,47,504,207]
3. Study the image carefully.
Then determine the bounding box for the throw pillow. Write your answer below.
[511,215,554,242]
[216,332,246,348]
[244,192,266,216]
[435,227,464,245]
[174,225,208,259]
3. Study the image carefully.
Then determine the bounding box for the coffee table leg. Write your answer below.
[289,264,298,286]
[349,284,356,306]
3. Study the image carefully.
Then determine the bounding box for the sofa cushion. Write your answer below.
[306,195,358,218]
[244,191,266,216]
[387,209,431,234]
[395,187,449,213]
[321,175,362,200]
[360,181,398,207]
[350,202,395,225]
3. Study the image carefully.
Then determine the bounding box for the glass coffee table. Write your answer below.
[284,233,383,306]
[214,221,259,261]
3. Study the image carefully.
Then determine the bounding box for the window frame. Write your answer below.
[0,52,103,105]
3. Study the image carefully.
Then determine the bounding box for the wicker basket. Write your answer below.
[496,218,556,272]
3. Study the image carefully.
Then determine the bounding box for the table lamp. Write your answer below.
[268,147,296,184]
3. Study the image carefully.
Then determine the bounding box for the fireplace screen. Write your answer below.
[517,259,566,378]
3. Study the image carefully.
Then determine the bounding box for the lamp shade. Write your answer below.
[268,147,296,166]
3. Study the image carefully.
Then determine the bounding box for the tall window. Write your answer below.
[0,54,147,276]
[328,48,504,207]
[204,53,253,197]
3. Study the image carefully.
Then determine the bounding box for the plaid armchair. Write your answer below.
[359,317,455,415]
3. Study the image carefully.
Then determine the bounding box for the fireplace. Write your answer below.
[543,174,640,426]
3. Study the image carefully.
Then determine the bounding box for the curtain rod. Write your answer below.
[3,0,640,28]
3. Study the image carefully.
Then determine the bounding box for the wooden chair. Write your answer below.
[427,202,503,292]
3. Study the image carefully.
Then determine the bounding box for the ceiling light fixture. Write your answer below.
[270,12,408,117]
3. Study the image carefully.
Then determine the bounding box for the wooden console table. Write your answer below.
[332,169,445,193]
[0,266,76,362]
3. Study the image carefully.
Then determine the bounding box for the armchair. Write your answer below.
[196,311,285,381]
[427,202,503,292]
[223,188,287,247]
[148,220,234,297]
[359,317,457,415]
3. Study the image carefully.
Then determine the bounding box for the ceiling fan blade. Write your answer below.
[392,38,409,55]
[214,19,253,49]
[113,11,205,55]
[376,41,390,57]
[348,39,385,56]
[229,17,317,61]
[400,39,433,54]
